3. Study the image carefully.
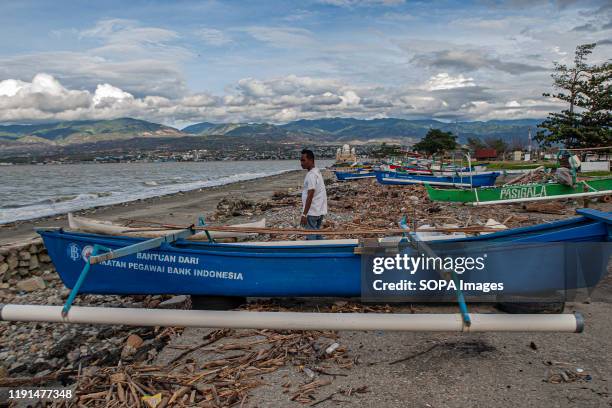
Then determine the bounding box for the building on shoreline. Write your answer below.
[336,144,356,164]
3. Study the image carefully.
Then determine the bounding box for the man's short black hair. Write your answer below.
[301,149,315,161]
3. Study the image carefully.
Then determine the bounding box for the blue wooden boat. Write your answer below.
[375,170,500,187]
[37,209,611,297]
[335,170,375,181]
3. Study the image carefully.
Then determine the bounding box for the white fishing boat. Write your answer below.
[67,213,265,240]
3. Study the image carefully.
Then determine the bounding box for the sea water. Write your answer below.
[0,160,332,224]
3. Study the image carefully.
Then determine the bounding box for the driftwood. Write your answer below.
[388,344,440,365]
[504,166,545,185]
[167,329,231,365]
[122,221,500,236]
[6,305,379,407]
[522,202,566,215]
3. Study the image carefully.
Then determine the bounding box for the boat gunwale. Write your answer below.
[432,212,609,243]
[425,177,612,194]
[37,229,361,259]
[376,170,500,181]
[37,210,611,252]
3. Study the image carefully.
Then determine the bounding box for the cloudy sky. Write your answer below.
[0,0,610,127]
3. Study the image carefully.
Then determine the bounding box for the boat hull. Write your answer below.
[39,231,362,297]
[425,178,612,203]
[388,165,433,175]
[38,209,611,297]
[376,171,499,187]
[335,171,375,181]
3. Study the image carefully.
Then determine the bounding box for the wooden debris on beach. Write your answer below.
[504,166,547,185]
[522,202,566,215]
[291,379,333,403]
[50,306,355,407]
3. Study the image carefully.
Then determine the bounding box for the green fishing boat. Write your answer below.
[425,178,612,206]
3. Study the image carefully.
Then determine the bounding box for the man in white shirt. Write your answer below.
[300,149,328,240]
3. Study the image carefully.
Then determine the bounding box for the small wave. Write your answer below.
[0,160,333,224]
[0,203,29,209]
[73,193,101,202]
[143,181,159,187]
[1,192,110,210]
[95,191,112,198]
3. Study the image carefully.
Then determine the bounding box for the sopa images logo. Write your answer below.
[67,243,81,261]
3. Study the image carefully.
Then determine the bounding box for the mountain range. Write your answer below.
[0,117,543,148]
[0,118,182,145]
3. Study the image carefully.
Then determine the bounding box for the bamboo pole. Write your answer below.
[468,189,612,206]
[562,146,612,151]
[0,305,584,333]
[116,222,500,236]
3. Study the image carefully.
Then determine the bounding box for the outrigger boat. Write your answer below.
[376,170,500,187]
[36,209,611,297]
[2,209,609,333]
[334,169,376,181]
[68,213,267,239]
[385,165,433,175]
[425,178,612,205]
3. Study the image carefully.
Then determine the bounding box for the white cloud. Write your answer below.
[196,28,233,46]
[243,26,315,48]
[339,90,361,106]
[318,0,405,6]
[0,79,27,97]
[0,18,189,99]
[93,84,134,106]
[0,74,91,117]
[0,73,564,125]
[551,46,568,56]
[181,94,218,107]
[80,18,179,45]
[424,73,476,91]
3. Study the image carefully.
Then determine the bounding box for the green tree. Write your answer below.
[578,59,612,147]
[372,142,402,158]
[466,137,485,151]
[536,43,611,148]
[484,137,509,157]
[412,129,457,156]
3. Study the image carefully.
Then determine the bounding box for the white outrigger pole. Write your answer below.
[0,305,584,333]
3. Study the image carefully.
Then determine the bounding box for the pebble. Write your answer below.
[325,342,340,355]
[16,276,46,292]
[303,367,316,379]
[158,295,190,309]
[35,369,52,377]
[67,350,81,362]
[122,334,144,359]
